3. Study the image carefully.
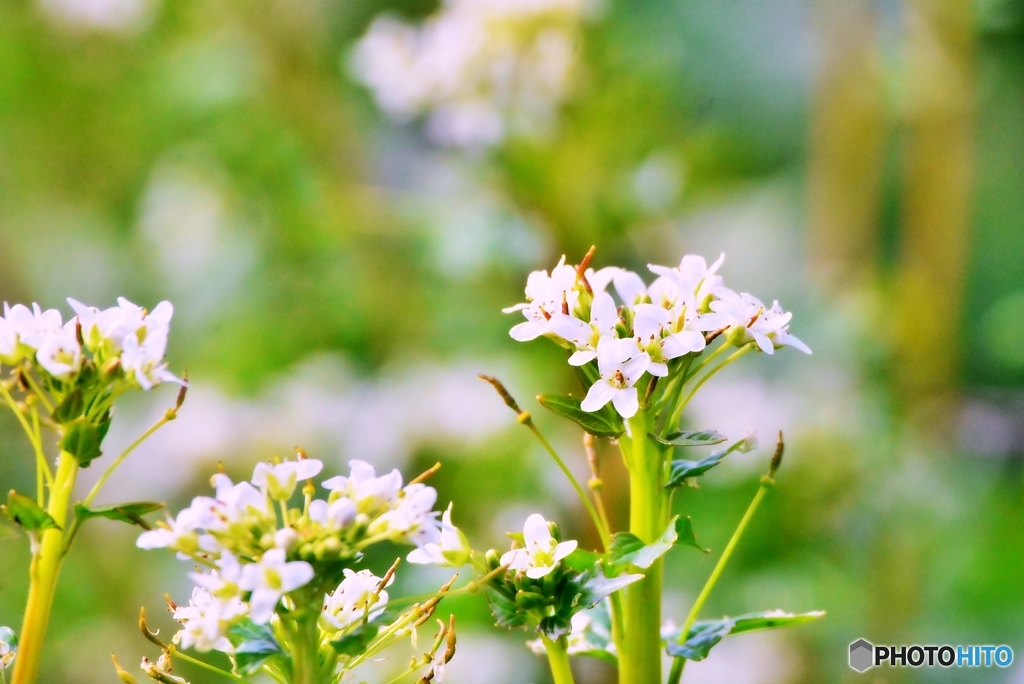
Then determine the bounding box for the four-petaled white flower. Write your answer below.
[172,587,247,653]
[407,503,472,567]
[320,569,392,633]
[549,291,621,366]
[189,552,244,600]
[323,460,403,515]
[580,337,650,419]
[239,548,315,624]
[500,513,577,579]
[35,324,82,380]
[503,257,580,342]
[252,458,324,501]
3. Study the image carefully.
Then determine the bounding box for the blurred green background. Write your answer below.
[1,0,1023,682]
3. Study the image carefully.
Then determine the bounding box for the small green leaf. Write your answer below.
[2,491,58,532]
[577,571,644,607]
[538,393,624,438]
[610,516,707,569]
[666,450,731,487]
[562,548,603,573]
[331,621,382,656]
[484,585,530,630]
[666,610,825,661]
[74,502,163,529]
[51,389,84,424]
[60,420,102,467]
[228,619,286,675]
[650,430,727,447]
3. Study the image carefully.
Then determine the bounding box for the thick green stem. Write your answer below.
[666,476,775,684]
[290,614,322,684]
[541,635,576,684]
[619,410,666,684]
[11,452,79,684]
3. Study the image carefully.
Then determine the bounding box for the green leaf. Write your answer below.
[666,610,826,661]
[610,516,707,569]
[484,584,530,630]
[562,547,603,573]
[538,393,624,438]
[650,430,727,447]
[60,420,102,467]
[331,621,382,656]
[577,570,644,607]
[666,450,732,487]
[2,491,58,532]
[228,619,286,675]
[73,502,163,529]
[51,389,84,424]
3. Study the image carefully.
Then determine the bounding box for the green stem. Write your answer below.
[666,475,775,684]
[289,614,322,684]
[668,345,753,431]
[618,410,665,684]
[525,421,612,550]
[541,635,576,684]
[82,409,175,507]
[11,452,79,684]
[169,649,250,684]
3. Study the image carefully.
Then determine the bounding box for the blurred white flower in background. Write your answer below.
[351,0,597,148]
[37,0,157,32]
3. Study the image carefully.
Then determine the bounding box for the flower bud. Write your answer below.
[274,528,299,552]
[484,549,502,571]
[726,324,748,347]
[547,520,561,542]
[738,431,757,453]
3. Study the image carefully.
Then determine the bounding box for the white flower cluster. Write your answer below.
[504,254,811,418]
[0,297,182,389]
[138,456,470,652]
[351,0,590,148]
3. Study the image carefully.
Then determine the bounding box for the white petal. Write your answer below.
[248,589,280,624]
[590,292,619,334]
[509,321,546,342]
[647,361,668,377]
[548,314,590,345]
[294,459,323,481]
[522,514,552,548]
[526,565,555,579]
[500,549,529,570]
[753,332,774,354]
[612,388,639,419]
[552,540,577,563]
[280,561,314,591]
[613,271,647,306]
[581,382,615,412]
[568,350,597,366]
[620,353,651,385]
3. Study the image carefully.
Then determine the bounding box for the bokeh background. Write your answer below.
[1,0,1023,681]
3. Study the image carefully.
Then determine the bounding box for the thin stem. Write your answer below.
[668,345,753,431]
[168,648,250,684]
[541,635,576,684]
[666,476,775,684]
[19,372,53,415]
[82,409,175,507]
[525,422,612,550]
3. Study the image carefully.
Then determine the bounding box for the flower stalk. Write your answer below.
[540,636,576,684]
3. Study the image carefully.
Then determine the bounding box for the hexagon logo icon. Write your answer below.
[849,639,874,672]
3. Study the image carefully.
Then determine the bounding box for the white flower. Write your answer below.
[239,548,314,624]
[548,291,620,365]
[320,569,392,632]
[0,317,20,363]
[500,513,577,579]
[308,497,357,530]
[407,503,471,567]
[323,460,403,515]
[35,324,82,380]
[210,473,272,525]
[189,553,244,600]
[371,483,441,547]
[705,289,811,355]
[251,458,324,501]
[648,253,725,304]
[580,336,650,419]
[120,327,181,390]
[612,270,648,309]
[632,303,706,376]
[0,626,17,669]
[3,303,62,349]
[503,257,580,342]
[172,587,247,653]
[137,500,218,557]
